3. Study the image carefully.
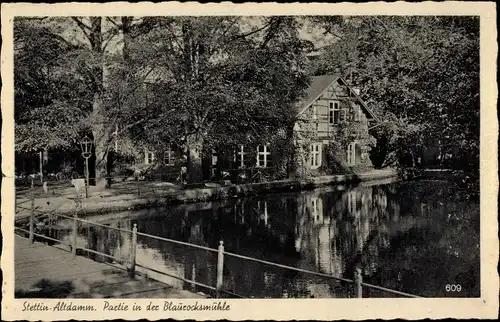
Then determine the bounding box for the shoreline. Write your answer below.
[15,168,397,219]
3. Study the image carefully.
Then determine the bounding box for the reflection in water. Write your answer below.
[73,180,479,298]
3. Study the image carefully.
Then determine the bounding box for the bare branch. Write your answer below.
[71,17,91,30]
[260,17,282,48]
[230,20,273,42]
[208,17,239,54]
[102,28,120,51]
[106,17,121,28]
[71,17,92,42]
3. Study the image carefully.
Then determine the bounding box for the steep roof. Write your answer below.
[297,75,379,123]
[298,74,341,112]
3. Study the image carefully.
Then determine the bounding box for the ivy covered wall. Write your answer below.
[292,97,376,177]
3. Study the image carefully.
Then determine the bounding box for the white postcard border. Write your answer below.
[1,2,498,320]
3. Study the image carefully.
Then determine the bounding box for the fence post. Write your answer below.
[129,223,137,278]
[216,240,224,298]
[72,214,77,257]
[191,263,196,292]
[29,191,35,244]
[354,267,362,298]
[85,158,89,199]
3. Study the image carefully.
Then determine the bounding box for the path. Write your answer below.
[15,234,206,299]
[14,168,398,219]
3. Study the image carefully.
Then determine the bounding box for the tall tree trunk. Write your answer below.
[91,91,111,187]
[88,17,109,188]
[186,133,204,184]
[121,17,133,62]
[285,124,296,177]
[104,16,134,189]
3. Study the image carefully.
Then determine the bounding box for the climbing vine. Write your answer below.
[326,101,377,174]
[291,119,321,178]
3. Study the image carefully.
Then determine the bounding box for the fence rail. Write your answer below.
[15,192,422,299]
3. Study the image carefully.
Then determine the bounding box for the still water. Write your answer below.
[66,179,480,298]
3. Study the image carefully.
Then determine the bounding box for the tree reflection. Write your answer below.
[80,180,479,298]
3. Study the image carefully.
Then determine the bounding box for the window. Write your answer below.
[347,191,357,214]
[236,145,245,168]
[145,150,155,165]
[164,146,174,166]
[329,102,346,124]
[212,149,218,166]
[256,145,270,168]
[346,143,356,165]
[310,143,322,169]
[258,200,269,226]
[311,196,323,223]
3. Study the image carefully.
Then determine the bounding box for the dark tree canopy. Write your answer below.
[14,18,92,151]
[310,16,479,171]
[14,16,479,183]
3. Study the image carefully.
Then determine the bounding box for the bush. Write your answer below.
[325,141,351,175]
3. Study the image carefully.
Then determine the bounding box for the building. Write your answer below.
[138,73,380,182]
[208,73,379,178]
[292,74,379,175]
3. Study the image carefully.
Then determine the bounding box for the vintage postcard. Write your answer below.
[1,1,498,320]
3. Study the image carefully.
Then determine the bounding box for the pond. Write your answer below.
[65,179,480,298]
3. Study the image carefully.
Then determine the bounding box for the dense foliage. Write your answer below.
[14,16,479,184]
[14,19,92,151]
[309,16,479,176]
[118,17,310,182]
[14,16,311,183]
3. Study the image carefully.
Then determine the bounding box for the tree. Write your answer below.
[119,17,310,183]
[14,17,150,185]
[310,16,479,173]
[14,18,93,155]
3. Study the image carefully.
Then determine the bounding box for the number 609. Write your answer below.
[445,284,462,292]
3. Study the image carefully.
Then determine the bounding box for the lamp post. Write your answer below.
[80,136,93,199]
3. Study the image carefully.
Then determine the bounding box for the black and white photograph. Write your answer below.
[1,2,498,321]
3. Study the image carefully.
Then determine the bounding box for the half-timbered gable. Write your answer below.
[294,74,378,171]
[296,74,377,139]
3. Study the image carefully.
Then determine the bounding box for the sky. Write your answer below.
[29,16,338,55]
[17,16,340,83]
